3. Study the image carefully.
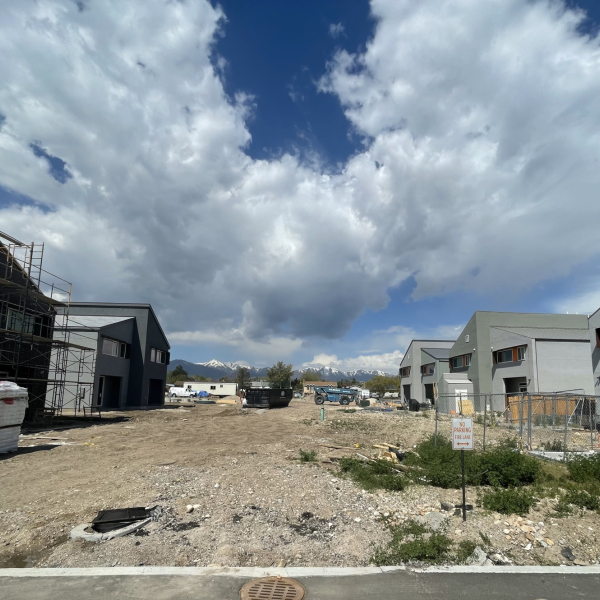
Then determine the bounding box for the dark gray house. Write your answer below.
[54,303,170,410]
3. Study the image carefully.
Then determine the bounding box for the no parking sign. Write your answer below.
[452,418,473,450]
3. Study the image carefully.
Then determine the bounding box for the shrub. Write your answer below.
[566,454,600,483]
[542,440,563,452]
[371,519,452,565]
[481,488,537,515]
[556,489,600,514]
[338,457,405,491]
[298,449,317,463]
[455,540,478,563]
[404,436,541,489]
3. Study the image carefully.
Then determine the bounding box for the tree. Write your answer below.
[167,364,188,384]
[301,369,323,382]
[267,361,294,389]
[337,377,359,388]
[290,378,301,390]
[235,366,252,390]
[366,375,400,397]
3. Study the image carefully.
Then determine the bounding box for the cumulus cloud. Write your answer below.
[303,351,403,373]
[1,0,599,367]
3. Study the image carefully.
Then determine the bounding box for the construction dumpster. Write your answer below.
[245,388,292,409]
[0,382,29,453]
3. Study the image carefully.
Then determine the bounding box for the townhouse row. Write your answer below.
[399,310,600,413]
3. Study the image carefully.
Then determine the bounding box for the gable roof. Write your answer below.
[422,347,451,360]
[492,326,590,341]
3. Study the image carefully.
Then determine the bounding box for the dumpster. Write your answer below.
[245,388,292,409]
[0,381,29,453]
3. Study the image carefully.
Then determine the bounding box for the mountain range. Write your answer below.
[168,359,391,382]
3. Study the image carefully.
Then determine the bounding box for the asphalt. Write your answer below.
[1,567,600,600]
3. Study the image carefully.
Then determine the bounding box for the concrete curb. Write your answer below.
[1,565,600,577]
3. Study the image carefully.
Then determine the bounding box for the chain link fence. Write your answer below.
[434,393,599,452]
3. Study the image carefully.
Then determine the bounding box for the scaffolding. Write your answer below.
[0,230,96,420]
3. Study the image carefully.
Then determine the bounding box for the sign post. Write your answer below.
[452,418,473,522]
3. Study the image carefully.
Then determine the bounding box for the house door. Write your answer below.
[403,384,411,402]
[97,376,104,406]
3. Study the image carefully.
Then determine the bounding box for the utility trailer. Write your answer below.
[245,388,293,409]
[313,386,359,406]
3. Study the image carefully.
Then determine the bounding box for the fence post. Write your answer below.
[519,394,524,441]
[434,402,438,447]
[527,394,532,449]
[590,398,594,451]
[483,394,487,451]
[564,398,569,453]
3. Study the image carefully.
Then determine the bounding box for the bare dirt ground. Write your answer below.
[1,399,599,569]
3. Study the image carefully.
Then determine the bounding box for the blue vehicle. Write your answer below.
[313,386,359,406]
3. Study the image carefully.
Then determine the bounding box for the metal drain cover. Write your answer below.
[240,576,306,600]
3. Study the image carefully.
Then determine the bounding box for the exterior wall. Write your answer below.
[59,330,98,410]
[589,311,600,396]
[183,381,237,396]
[94,319,134,409]
[399,340,455,403]
[451,312,593,396]
[140,311,170,406]
[303,381,332,395]
[420,350,450,401]
[535,340,594,394]
[490,329,533,395]
[438,374,474,413]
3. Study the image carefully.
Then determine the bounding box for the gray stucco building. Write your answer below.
[54,303,170,411]
[398,340,455,404]
[448,311,594,411]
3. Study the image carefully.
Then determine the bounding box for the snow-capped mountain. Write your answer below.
[169,359,392,382]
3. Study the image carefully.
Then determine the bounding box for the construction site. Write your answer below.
[2,399,600,570]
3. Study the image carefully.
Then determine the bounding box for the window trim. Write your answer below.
[150,348,166,364]
[420,363,435,375]
[450,354,472,371]
[400,366,411,378]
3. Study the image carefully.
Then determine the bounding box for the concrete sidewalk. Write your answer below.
[1,566,600,599]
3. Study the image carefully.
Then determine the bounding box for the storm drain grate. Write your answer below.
[239,577,305,600]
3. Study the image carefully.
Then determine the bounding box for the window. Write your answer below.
[400,366,411,378]
[451,354,472,370]
[102,338,128,358]
[151,348,166,363]
[597,329,600,348]
[210,385,216,390]
[517,346,526,361]
[420,363,435,375]
[6,308,34,334]
[496,349,513,363]
[220,384,223,388]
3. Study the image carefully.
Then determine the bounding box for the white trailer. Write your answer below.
[183,381,237,397]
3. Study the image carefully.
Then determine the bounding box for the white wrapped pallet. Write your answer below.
[0,381,29,453]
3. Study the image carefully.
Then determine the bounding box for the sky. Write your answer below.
[1,0,600,373]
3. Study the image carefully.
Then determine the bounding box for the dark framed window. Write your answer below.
[420,363,435,375]
[400,366,411,377]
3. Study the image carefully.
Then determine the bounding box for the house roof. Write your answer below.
[304,381,333,386]
[422,347,451,360]
[55,315,134,330]
[492,326,591,341]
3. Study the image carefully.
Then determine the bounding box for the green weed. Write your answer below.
[555,489,600,515]
[455,540,478,563]
[298,449,317,463]
[480,488,537,515]
[371,519,453,565]
[338,457,405,492]
[566,454,600,483]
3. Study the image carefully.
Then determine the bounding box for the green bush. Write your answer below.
[567,454,600,483]
[542,440,563,452]
[338,457,405,491]
[371,519,452,565]
[481,488,537,515]
[298,449,317,463]
[556,489,600,514]
[455,540,478,563]
[404,436,541,489]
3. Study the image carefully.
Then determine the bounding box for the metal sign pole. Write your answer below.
[461,449,466,522]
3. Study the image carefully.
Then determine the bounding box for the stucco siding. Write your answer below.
[535,340,594,394]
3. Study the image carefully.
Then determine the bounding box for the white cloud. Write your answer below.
[552,278,600,316]
[329,23,345,39]
[1,0,600,367]
[304,351,403,373]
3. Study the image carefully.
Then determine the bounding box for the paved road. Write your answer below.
[2,568,600,600]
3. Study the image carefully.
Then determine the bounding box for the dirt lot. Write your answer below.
[1,400,599,568]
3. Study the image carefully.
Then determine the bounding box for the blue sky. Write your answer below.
[1,0,600,372]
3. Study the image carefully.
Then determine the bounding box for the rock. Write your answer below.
[354,518,361,523]
[574,559,590,566]
[525,543,532,551]
[490,553,511,565]
[483,559,494,566]
[186,505,194,514]
[503,529,510,534]
[466,546,487,566]
[417,512,449,532]
[441,502,454,512]
[561,547,576,562]
[278,559,287,567]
